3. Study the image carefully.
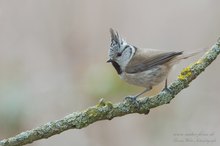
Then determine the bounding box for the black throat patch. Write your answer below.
[111,61,122,75]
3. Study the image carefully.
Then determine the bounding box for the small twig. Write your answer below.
[0,39,220,146]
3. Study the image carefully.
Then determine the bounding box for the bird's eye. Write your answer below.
[116,52,122,57]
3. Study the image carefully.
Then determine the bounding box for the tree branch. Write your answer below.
[1,39,220,146]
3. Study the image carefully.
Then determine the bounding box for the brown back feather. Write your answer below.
[125,48,183,74]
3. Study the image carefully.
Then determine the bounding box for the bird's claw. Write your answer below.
[162,87,172,94]
[124,96,140,107]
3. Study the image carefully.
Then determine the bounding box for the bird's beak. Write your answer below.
[107,59,113,63]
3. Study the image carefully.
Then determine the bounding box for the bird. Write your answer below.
[107,28,204,99]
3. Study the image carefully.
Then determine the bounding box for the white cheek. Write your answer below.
[119,51,131,69]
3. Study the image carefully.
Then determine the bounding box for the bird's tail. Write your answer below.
[180,47,208,59]
[169,47,208,65]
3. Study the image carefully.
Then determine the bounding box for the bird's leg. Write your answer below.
[165,78,168,89]
[162,78,172,93]
[125,86,152,101]
[135,86,152,98]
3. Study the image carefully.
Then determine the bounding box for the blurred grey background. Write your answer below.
[0,0,220,146]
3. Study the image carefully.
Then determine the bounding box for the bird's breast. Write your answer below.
[120,65,170,87]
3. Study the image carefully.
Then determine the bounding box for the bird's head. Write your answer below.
[107,28,136,70]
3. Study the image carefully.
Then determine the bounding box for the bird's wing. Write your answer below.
[125,49,183,74]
